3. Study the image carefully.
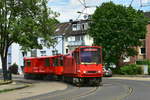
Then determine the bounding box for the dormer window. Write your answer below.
[82,23,89,30]
[72,24,80,31]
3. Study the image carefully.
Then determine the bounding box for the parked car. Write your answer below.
[103,67,112,77]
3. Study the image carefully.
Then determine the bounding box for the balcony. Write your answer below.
[67,41,85,46]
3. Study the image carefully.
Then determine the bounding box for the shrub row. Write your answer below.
[119,64,142,75]
[136,60,150,65]
[111,64,142,75]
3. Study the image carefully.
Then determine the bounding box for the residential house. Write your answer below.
[55,19,93,54]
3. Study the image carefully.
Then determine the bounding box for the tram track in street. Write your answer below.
[108,80,134,100]
[62,86,100,100]
[22,85,101,100]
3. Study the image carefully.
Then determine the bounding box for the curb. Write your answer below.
[112,75,150,77]
[0,84,31,93]
[0,80,13,85]
[0,80,32,94]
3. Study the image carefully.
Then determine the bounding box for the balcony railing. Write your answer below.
[67,41,85,46]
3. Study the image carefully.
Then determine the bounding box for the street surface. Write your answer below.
[1,75,150,100]
[21,78,150,100]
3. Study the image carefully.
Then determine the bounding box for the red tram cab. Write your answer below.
[63,46,103,85]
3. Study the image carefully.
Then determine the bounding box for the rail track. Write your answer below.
[21,85,100,100]
[62,86,100,100]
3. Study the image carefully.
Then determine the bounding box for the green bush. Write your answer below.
[120,64,142,75]
[111,67,121,74]
[136,60,150,65]
[9,63,18,74]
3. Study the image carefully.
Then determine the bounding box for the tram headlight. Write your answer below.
[77,70,81,73]
[98,71,101,73]
[83,71,86,74]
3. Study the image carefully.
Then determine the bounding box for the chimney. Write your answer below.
[69,19,73,23]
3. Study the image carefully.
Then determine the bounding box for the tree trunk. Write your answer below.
[1,46,10,81]
[1,56,8,81]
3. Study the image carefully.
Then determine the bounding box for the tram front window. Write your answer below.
[80,48,101,64]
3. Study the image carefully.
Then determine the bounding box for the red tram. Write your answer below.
[63,46,103,85]
[23,46,103,86]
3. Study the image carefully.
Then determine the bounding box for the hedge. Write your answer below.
[136,60,150,65]
[119,64,142,75]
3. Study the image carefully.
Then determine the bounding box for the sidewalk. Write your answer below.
[109,75,150,81]
[0,80,67,100]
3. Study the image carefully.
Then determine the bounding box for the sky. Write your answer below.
[48,0,150,22]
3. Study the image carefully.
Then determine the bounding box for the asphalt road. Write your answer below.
[20,78,150,100]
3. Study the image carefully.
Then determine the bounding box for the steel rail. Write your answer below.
[62,86,100,100]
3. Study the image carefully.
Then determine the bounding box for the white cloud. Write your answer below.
[48,0,150,22]
[142,0,150,3]
[48,0,102,22]
[69,0,81,6]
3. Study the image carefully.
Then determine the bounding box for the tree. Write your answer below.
[88,2,147,67]
[0,0,58,80]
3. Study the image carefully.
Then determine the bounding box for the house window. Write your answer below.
[140,47,145,55]
[22,52,27,57]
[72,24,77,31]
[81,36,84,40]
[75,36,80,41]
[77,24,80,30]
[75,36,84,41]
[52,50,58,55]
[82,23,88,30]
[68,36,75,42]
[40,39,46,44]
[40,51,46,56]
[66,49,68,53]
[72,24,80,31]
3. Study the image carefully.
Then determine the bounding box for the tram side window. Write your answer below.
[26,60,31,67]
[59,57,63,66]
[45,58,50,66]
[74,52,80,64]
[54,58,58,66]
